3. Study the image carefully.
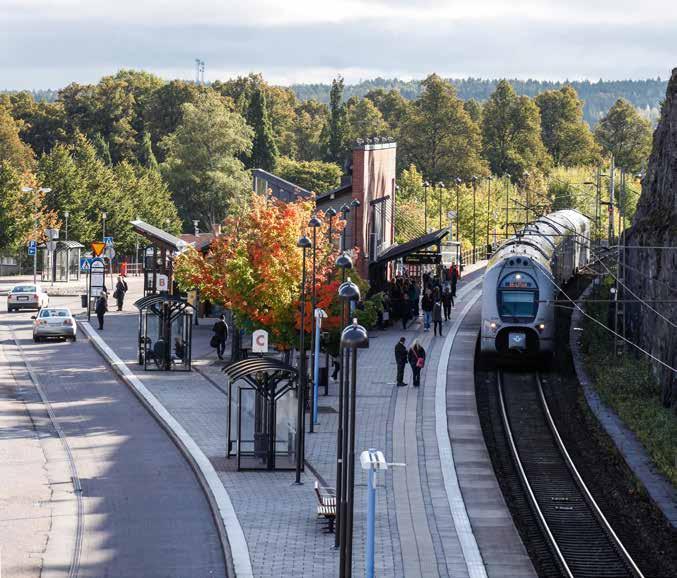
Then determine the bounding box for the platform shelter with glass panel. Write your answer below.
[223,358,299,471]
[134,294,194,371]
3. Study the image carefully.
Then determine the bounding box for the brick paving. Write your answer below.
[86,264,492,577]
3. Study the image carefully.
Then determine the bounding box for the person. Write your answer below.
[113,275,128,311]
[212,314,228,360]
[442,286,454,320]
[421,290,433,332]
[408,339,426,387]
[174,336,185,360]
[400,293,410,330]
[395,337,408,387]
[120,259,128,277]
[432,298,443,336]
[95,289,108,330]
[450,263,460,297]
[331,356,341,380]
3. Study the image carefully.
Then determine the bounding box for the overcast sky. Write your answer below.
[1,0,675,89]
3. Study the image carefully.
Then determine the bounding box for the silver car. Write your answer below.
[32,307,77,342]
[7,283,50,311]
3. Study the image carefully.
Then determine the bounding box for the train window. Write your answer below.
[499,291,536,318]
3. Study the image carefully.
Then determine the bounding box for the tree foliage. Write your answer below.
[275,157,342,193]
[345,97,389,143]
[0,106,35,173]
[246,86,279,172]
[326,76,348,164]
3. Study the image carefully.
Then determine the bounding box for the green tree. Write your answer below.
[0,106,35,173]
[364,89,409,135]
[326,76,348,164]
[92,132,112,165]
[137,130,158,169]
[246,87,278,172]
[6,92,68,156]
[275,157,342,193]
[482,80,550,178]
[160,91,253,228]
[345,97,388,142]
[399,74,485,182]
[293,99,329,161]
[535,86,599,166]
[0,162,34,251]
[594,98,652,172]
[463,99,483,125]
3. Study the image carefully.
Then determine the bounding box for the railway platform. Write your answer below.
[78,260,539,577]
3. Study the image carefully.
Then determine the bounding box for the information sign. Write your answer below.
[80,257,92,272]
[46,241,57,252]
[90,258,105,289]
[156,274,169,292]
[252,329,269,353]
[104,236,114,246]
[28,240,36,256]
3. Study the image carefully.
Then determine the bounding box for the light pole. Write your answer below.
[334,252,353,548]
[326,207,337,246]
[102,211,108,242]
[308,215,322,433]
[485,176,493,257]
[338,317,369,578]
[350,198,360,250]
[64,211,70,241]
[21,186,52,284]
[423,181,430,232]
[295,235,312,484]
[437,182,445,230]
[340,204,350,251]
[471,176,478,262]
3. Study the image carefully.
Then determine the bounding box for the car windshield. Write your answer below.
[13,286,36,293]
[499,291,536,318]
[40,309,69,318]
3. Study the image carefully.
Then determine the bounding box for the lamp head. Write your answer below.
[308,216,322,228]
[336,252,353,270]
[325,207,337,218]
[423,181,430,188]
[341,318,369,348]
[338,277,360,302]
[350,199,360,209]
[455,177,462,185]
[297,235,312,249]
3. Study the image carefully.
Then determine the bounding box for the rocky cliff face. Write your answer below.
[625,68,677,406]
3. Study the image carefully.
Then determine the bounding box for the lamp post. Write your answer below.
[21,187,52,284]
[471,176,478,262]
[64,211,70,241]
[350,198,360,250]
[334,252,353,548]
[308,215,322,433]
[485,176,493,257]
[295,235,312,484]
[340,204,350,251]
[423,181,430,232]
[102,211,107,241]
[326,207,337,246]
[454,178,462,243]
[437,182,445,230]
[338,317,369,578]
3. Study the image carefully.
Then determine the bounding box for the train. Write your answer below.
[480,209,591,358]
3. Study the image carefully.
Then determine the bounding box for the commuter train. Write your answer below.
[480,209,591,358]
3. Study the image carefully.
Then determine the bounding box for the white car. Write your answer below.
[32,308,77,342]
[7,284,49,312]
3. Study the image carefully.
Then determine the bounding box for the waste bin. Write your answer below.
[81,294,88,308]
[319,367,329,395]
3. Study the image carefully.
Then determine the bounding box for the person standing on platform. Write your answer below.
[432,298,443,337]
[395,337,408,387]
[442,286,454,320]
[450,262,460,297]
[113,275,128,311]
[408,339,426,387]
[421,290,433,332]
[211,314,228,360]
[95,289,108,330]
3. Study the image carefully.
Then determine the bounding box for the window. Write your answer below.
[13,286,36,293]
[499,291,536,318]
[40,309,51,318]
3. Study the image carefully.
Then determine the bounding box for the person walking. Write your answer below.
[408,339,426,387]
[442,286,454,320]
[211,314,228,360]
[432,298,443,337]
[421,290,433,332]
[450,263,460,297]
[95,289,108,330]
[113,275,128,311]
[395,337,408,387]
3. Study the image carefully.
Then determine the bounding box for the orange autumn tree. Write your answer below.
[174,193,345,347]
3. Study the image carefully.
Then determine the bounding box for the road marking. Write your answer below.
[435,278,488,578]
[79,321,253,578]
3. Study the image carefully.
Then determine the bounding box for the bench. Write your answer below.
[314,481,336,533]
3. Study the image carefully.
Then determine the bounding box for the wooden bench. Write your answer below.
[314,481,336,533]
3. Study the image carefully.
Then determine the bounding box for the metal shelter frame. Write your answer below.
[222,358,300,471]
[130,220,185,296]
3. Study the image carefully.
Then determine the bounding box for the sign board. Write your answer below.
[90,258,105,289]
[28,240,36,256]
[46,240,57,252]
[91,241,106,257]
[104,236,114,246]
[104,246,116,260]
[403,253,441,265]
[45,228,60,240]
[91,286,104,297]
[447,210,456,219]
[252,329,269,353]
[80,257,92,272]
[156,274,169,292]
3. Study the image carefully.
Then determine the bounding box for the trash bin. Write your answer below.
[81,294,88,308]
[319,367,329,394]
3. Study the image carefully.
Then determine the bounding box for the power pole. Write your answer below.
[608,156,615,245]
[614,169,627,357]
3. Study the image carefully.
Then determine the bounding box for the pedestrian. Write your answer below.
[211,314,228,360]
[120,259,128,277]
[400,293,410,330]
[421,290,433,332]
[408,339,426,387]
[442,286,454,320]
[113,275,128,311]
[331,356,340,380]
[95,289,108,330]
[395,337,408,387]
[450,262,459,297]
[432,298,443,336]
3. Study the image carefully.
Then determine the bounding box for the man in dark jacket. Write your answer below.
[212,314,228,359]
[421,291,434,331]
[95,289,108,330]
[442,287,454,320]
[450,263,460,297]
[395,337,408,387]
[114,276,128,311]
[432,299,443,336]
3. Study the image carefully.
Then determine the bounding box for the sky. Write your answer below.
[1,0,676,89]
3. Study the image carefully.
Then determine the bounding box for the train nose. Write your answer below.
[508,332,527,350]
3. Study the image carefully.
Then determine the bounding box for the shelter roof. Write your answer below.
[223,357,298,382]
[133,294,194,311]
[130,220,186,252]
[376,229,449,263]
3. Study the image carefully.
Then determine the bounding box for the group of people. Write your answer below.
[94,275,129,330]
[394,337,426,387]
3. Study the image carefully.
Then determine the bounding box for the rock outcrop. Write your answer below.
[625,67,677,406]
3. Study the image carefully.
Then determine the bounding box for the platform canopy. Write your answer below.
[130,220,186,252]
[376,229,449,264]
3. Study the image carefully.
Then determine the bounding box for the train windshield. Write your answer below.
[499,291,537,318]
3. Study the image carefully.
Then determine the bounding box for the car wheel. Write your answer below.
[33,336,40,342]
[71,335,77,342]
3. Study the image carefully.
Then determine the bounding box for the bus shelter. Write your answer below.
[134,294,194,371]
[223,358,299,471]
[41,240,84,283]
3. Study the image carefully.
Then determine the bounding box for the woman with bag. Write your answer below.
[408,339,426,387]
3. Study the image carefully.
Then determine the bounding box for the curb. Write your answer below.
[570,284,677,528]
[78,320,254,577]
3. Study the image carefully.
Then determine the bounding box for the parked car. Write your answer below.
[32,308,77,342]
[7,284,49,312]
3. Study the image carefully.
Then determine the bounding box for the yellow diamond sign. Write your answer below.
[91,241,106,257]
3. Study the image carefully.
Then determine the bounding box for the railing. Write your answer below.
[459,246,490,268]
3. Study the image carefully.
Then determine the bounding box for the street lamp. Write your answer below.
[423,181,430,233]
[193,219,199,238]
[64,211,70,241]
[471,176,478,262]
[485,176,493,257]
[21,186,52,284]
[340,204,350,251]
[102,211,108,241]
[350,199,360,250]
[436,182,445,230]
[326,207,337,246]
[338,317,369,578]
[454,178,462,243]
[295,235,312,484]
[522,171,530,225]
[308,215,322,434]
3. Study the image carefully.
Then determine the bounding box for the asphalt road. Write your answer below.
[0,294,227,578]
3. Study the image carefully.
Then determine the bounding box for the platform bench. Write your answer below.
[314,481,336,533]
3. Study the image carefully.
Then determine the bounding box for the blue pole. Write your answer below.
[366,454,376,578]
[312,312,321,425]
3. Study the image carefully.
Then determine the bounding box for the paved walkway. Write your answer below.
[78,262,537,577]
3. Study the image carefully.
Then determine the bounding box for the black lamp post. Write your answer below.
[308,215,322,434]
[338,315,367,578]
[436,182,445,230]
[326,207,337,246]
[334,253,353,548]
[350,198,360,250]
[423,181,430,232]
[295,234,312,484]
[471,176,478,262]
[340,204,350,251]
[454,177,462,243]
[485,176,493,257]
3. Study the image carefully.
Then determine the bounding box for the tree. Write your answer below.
[594,98,652,172]
[246,87,278,172]
[399,74,485,182]
[463,99,483,125]
[0,106,35,173]
[482,80,550,178]
[0,162,31,251]
[535,86,599,166]
[364,89,409,134]
[160,91,253,228]
[326,76,348,164]
[6,92,68,156]
[345,98,388,143]
[275,157,342,193]
[293,99,329,161]
[92,132,112,165]
[137,130,158,169]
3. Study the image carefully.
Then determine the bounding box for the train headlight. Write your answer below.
[484,320,500,335]
[537,323,545,332]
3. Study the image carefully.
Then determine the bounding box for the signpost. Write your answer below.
[104,236,114,246]
[91,241,105,257]
[28,240,37,283]
[252,329,269,354]
[156,273,169,292]
[88,257,106,321]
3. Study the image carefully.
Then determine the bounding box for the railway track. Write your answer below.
[497,371,644,578]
